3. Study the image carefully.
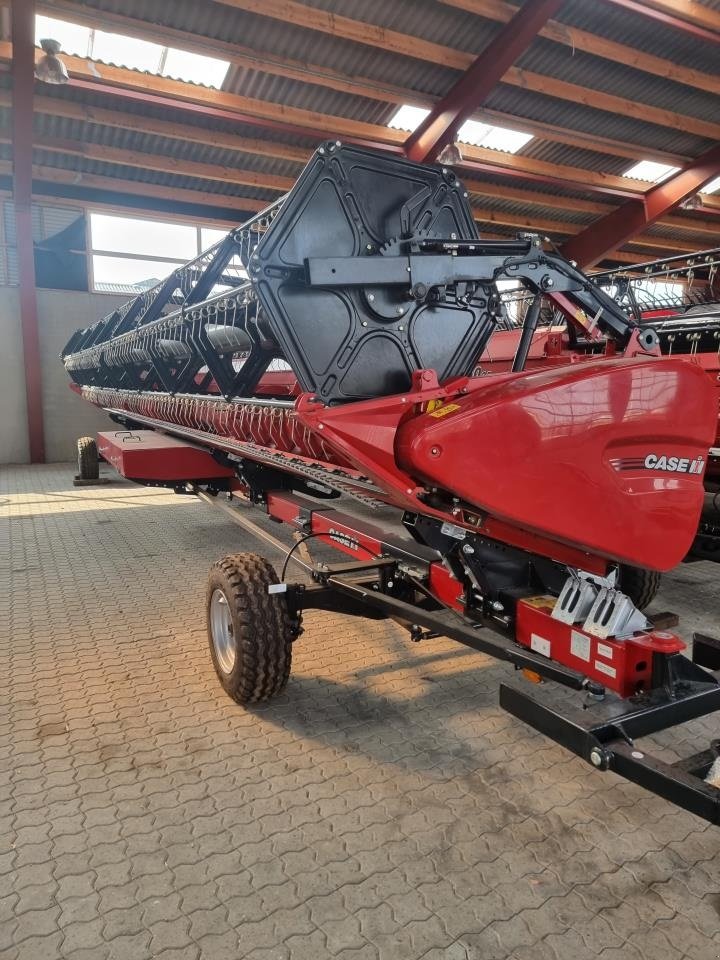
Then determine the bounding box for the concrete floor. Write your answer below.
[2,463,720,960]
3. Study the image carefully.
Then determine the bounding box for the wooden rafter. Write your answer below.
[639,0,720,32]
[15,90,720,230]
[34,0,694,168]
[209,0,720,139]
[439,0,720,95]
[20,162,269,214]
[0,43,647,198]
[605,0,720,42]
[38,0,427,110]
[30,136,296,192]
[7,43,720,218]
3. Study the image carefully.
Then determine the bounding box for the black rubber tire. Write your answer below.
[618,564,661,611]
[77,436,99,480]
[206,552,292,704]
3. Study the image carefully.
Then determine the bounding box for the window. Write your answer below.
[35,15,230,88]
[388,105,533,154]
[89,212,243,295]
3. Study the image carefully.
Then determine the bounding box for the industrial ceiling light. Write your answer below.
[436,141,463,166]
[34,38,69,85]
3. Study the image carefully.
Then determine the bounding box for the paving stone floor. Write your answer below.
[1,463,720,960]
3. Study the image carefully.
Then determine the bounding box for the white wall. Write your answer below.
[0,289,125,465]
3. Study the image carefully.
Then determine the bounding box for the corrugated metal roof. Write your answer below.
[30,149,281,202]
[14,0,720,265]
[519,33,718,118]
[483,85,713,158]
[470,195,593,229]
[558,0,720,77]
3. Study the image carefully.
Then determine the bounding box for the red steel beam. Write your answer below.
[404,0,564,163]
[562,142,720,268]
[12,0,45,463]
[603,0,720,45]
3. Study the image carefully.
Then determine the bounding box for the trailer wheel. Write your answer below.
[77,436,99,480]
[618,564,661,611]
[206,552,293,704]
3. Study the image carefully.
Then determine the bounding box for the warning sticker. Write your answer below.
[530,633,551,658]
[570,630,591,663]
[594,660,617,679]
[596,642,614,660]
[428,403,461,419]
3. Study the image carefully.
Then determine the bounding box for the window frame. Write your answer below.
[87,212,230,295]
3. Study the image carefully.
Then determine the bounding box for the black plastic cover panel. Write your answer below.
[252,142,492,403]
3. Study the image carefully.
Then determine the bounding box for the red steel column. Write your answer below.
[404,0,564,163]
[12,0,45,462]
[562,142,720,268]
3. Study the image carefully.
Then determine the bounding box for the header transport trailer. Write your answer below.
[63,143,720,824]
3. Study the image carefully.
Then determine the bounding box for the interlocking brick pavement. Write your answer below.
[1,463,720,960]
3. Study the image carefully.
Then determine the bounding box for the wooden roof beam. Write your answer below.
[210,0,720,139]
[15,91,719,228]
[38,0,426,110]
[603,0,720,44]
[35,1,695,168]
[17,93,720,230]
[25,163,268,215]
[440,0,720,92]
[0,42,657,200]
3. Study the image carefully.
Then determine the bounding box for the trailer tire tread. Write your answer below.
[207,552,292,704]
[619,565,661,611]
[77,436,99,480]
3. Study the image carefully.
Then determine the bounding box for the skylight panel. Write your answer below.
[35,15,90,57]
[387,104,430,132]
[455,119,492,146]
[477,125,533,154]
[91,29,164,73]
[387,105,532,155]
[162,48,230,89]
[34,14,229,87]
[623,160,680,183]
[458,120,532,154]
[700,176,720,195]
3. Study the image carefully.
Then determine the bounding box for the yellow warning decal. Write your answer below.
[428,402,461,419]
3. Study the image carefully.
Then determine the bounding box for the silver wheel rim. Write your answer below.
[210,589,236,675]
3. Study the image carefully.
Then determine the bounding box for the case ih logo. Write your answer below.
[610,454,705,474]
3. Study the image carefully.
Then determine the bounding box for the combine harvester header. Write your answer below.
[63,142,720,824]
